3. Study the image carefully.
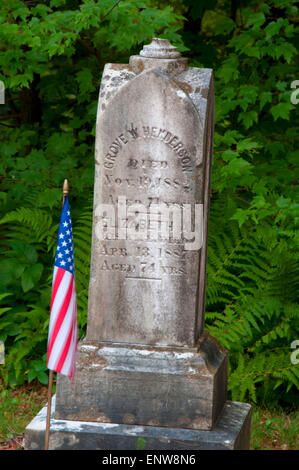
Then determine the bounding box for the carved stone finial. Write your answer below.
[130,38,186,76]
[139,38,181,59]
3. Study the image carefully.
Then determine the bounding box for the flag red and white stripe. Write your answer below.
[46,196,78,378]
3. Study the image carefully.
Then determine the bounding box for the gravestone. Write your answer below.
[25,38,251,450]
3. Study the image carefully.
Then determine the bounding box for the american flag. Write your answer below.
[47,196,78,378]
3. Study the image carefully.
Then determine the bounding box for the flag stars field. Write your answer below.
[54,217,75,272]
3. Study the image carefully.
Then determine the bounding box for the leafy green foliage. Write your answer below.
[205,196,299,406]
[0,0,298,408]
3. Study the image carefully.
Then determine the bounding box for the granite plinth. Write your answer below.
[25,397,251,450]
[54,333,228,431]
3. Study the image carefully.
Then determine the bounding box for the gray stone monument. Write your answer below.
[25,38,251,450]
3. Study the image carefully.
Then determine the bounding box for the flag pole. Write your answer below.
[45,179,69,450]
[44,370,53,450]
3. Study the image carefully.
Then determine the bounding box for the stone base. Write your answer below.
[55,333,228,431]
[25,397,251,450]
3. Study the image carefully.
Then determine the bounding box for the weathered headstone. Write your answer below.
[25,38,251,450]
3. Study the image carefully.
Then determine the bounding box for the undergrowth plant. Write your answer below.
[205,195,299,406]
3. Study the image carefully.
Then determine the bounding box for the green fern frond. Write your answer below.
[205,197,299,403]
[72,201,93,330]
[0,207,54,246]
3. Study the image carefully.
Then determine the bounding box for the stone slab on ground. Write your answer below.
[25,396,251,450]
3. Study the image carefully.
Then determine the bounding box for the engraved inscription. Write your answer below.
[103,173,191,193]
[98,118,202,284]
[104,123,193,172]
[127,158,168,169]
[98,242,189,278]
